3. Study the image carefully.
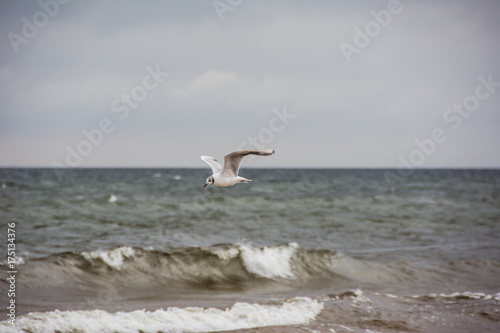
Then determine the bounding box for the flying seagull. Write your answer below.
[201,149,275,187]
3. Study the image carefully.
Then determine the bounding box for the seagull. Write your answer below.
[201,149,275,187]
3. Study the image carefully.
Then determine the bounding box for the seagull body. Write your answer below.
[201,149,275,187]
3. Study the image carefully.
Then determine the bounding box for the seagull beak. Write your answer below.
[203,183,208,188]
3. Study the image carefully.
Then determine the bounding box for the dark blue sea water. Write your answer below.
[1,168,499,332]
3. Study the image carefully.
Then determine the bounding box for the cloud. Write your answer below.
[176,69,241,97]
[0,0,499,167]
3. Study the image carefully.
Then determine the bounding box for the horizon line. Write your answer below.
[1,166,499,170]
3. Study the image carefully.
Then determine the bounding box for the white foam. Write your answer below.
[0,297,323,333]
[413,291,500,301]
[81,246,135,270]
[351,288,373,305]
[439,291,500,300]
[239,243,298,279]
[1,255,25,266]
[15,255,25,265]
[210,246,240,262]
[444,291,486,299]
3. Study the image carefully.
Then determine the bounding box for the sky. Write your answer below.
[0,0,499,168]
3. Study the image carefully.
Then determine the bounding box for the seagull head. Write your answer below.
[204,176,214,188]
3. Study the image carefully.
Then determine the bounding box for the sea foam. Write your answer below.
[239,242,298,279]
[0,297,323,333]
[81,246,135,270]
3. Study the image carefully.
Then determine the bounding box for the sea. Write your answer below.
[0,168,499,333]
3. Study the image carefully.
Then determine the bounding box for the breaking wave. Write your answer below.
[0,297,323,333]
[16,243,407,293]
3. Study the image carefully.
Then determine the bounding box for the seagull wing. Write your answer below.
[201,156,223,174]
[222,149,275,177]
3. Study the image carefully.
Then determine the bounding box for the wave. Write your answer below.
[410,291,500,302]
[0,296,323,333]
[15,243,407,293]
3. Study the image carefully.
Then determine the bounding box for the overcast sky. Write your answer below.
[1,0,499,168]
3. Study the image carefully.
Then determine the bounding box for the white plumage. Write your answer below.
[201,149,275,187]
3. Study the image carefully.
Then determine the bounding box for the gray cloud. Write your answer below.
[1,0,499,167]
